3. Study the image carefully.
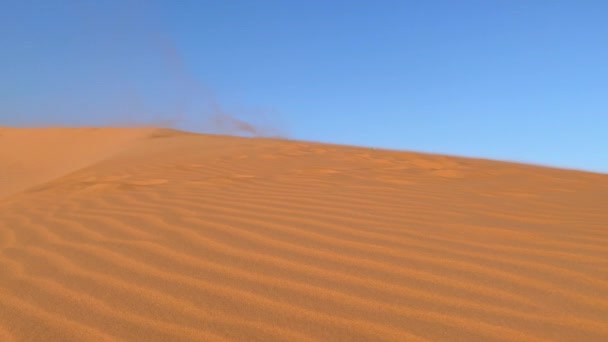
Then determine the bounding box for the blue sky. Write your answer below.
[1,1,607,173]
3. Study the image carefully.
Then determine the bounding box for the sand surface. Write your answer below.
[0,127,607,341]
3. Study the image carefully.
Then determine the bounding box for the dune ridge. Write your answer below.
[0,127,607,341]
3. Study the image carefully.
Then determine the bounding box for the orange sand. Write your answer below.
[0,127,607,341]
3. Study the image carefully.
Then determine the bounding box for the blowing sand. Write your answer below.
[0,127,607,341]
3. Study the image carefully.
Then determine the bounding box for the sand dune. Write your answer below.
[0,127,607,341]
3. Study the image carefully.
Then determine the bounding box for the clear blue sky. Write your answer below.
[1,1,607,173]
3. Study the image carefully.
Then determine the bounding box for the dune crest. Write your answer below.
[0,127,607,341]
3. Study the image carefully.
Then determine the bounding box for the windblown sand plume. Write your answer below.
[0,127,607,341]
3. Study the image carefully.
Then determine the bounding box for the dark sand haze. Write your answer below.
[0,127,607,341]
[155,33,286,138]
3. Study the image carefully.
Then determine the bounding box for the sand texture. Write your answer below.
[0,127,607,341]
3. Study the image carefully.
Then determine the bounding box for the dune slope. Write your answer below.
[0,127,607,341]
[0,127,162,198]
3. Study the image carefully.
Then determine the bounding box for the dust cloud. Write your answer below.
[155,33,286,138]
[3,0,287,138]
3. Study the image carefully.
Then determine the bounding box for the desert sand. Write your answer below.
[0,126,607,341]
